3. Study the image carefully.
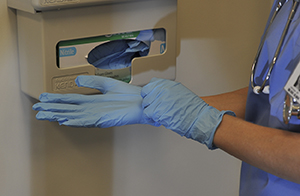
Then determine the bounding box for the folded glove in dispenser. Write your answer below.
[8,0,177,99]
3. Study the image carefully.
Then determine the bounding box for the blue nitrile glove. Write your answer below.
[141,78,236,149]
[32,75,159,128]
[87,39,149,69]
[136,29,166,46]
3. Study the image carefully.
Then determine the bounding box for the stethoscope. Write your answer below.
[283,93,300,124]
[250,0,300,124]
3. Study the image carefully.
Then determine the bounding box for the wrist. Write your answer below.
[187,107,236,150]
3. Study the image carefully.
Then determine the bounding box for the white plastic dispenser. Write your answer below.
[8,0,177,99]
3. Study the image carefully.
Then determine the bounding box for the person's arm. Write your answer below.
[215,115,300,184]
[33,76,300,183]
[203,87,300,184]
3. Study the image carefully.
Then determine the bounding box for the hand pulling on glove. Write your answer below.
[33,76,235,149]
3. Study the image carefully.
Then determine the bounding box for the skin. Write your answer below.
[202,87,300,184]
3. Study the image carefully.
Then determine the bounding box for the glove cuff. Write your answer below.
[186,106,236,150]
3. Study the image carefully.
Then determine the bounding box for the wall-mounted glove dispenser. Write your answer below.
[8,0,177,99]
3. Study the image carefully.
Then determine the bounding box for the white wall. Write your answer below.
[0,0,271,196]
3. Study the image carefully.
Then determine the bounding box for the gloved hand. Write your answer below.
[32,75,159,128]
[87,39,149,69]
[141,78,235,149]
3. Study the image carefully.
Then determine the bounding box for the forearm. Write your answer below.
[202,87,300,183]
[214,114,300,184]
[202,87,248,119]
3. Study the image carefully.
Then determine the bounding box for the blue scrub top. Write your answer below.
[240,0,300,195]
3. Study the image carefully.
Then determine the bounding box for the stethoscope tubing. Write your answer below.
[251,0,300,94]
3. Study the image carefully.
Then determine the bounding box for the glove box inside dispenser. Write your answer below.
[8,0,177,99]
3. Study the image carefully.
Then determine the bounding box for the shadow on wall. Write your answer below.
[26,94,114,196]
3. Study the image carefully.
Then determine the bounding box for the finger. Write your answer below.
[141,78,167,98]
[60,118,97,127]
[32,102,81,112]
[35,111,67,122]
[35,111,82,122]
[142,98,165,122]
[60,119,85,127]
[141,78,168,108]
[76,75,141,94]
[39,93,97,104]
[61,116,111,128]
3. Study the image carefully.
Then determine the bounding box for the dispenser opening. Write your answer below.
[56,28,166,83]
